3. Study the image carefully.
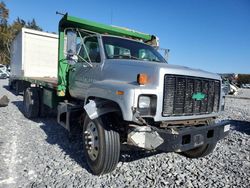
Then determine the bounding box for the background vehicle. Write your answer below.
[0,69,8,79]
[0,64,7,72]
[0,64,10,78]
[242,84,250,89]
[9,14,230,175]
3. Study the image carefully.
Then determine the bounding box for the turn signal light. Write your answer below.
[137,73,149,85]
[116,90,124,95]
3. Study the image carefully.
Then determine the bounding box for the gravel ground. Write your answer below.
[0,79,249,188]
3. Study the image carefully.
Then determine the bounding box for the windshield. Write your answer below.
[102,36,166,63]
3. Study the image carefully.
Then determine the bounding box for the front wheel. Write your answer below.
[83,115,120,175]
[181,142,217,158]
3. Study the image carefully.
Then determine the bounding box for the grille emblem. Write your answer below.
[192,92,206,101]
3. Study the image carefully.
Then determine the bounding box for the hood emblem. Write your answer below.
[192,92,206,101]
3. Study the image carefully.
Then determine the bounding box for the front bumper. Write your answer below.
[156,121,230,152]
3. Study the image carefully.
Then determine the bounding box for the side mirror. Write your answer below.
[66,30,77,65]
[158,48,170,62]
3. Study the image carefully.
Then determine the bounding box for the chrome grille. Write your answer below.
[163,75,220,116]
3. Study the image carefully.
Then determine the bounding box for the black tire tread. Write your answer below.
[100,122,120,174]
[104,129,120,173]
[23,87,40,118]
[83,115,120,175]
[182,120,217,158]
[182,142,217,158]
[15,82,19,95]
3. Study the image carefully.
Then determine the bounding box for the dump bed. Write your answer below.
[10,28,58,79]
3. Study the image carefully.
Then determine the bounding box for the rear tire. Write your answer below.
[83,115,120,175]
[23,87,40,118]
[182,142,217,158]
[9,81,13,90]
[15,81,20,95]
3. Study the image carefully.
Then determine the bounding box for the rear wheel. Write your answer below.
[23,87,40,118]
[9,81,13,90]
[15,81,20,95]
[83,115,120,175]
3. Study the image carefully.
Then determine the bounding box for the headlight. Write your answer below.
[139,96,151,108]
[138,95,157,116]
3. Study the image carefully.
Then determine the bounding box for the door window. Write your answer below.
[77,36,101,63]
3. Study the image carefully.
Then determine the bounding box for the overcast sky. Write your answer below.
[6,0,250,74]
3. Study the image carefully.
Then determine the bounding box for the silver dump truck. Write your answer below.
[9,14,230,175]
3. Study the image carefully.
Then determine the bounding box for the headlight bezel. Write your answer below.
[137,94,157,116]
[138,96,151,109]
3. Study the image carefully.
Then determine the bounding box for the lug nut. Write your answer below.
[84,131,90,136]
[87,135,92,139]
[84,135,92,140]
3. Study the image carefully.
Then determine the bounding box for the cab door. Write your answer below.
[69,36,102,99]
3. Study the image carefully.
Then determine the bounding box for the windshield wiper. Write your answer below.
[110,54,140,60]
[109,54,163,63]
[151,59,161,63]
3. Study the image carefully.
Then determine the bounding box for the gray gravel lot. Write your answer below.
[0,79,249,188]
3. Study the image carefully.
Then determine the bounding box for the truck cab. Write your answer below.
[67,33,222,122]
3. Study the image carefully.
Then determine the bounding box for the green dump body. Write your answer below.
[57,14,155,96]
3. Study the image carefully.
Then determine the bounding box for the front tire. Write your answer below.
[83,115,120,175]
[182,142,217,158]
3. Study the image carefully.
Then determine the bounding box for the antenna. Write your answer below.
[56,11,66,16]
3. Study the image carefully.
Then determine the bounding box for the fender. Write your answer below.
[84,80,136,121]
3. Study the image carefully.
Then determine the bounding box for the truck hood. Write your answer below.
[102,59,221,86]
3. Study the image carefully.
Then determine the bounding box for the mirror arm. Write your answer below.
[76,29,92,65]
[77,54,93,68]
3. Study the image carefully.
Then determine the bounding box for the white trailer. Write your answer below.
[10,28,58,78]
[9,28,58,93]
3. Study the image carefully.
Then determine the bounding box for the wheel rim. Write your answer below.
[84,121,99,161]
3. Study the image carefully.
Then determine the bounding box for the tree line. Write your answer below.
[238,74,250,85]
[0,1,43,65]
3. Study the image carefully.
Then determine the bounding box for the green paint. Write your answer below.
[43,88,54,108]
[57,30,69,96]
[43,88,62,109]
[192,92,206,101]
[60,14,153,41]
